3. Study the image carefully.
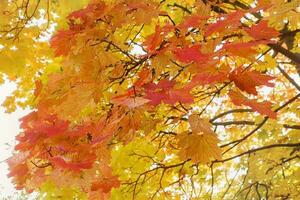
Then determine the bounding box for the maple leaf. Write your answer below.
[67,2,107,29]
[20,112,69,138]
[229,90,277,119]
[50,155,96,172]
[91,177,120,193]
[7,163,28,178]
[111,96,150,109]
[188,114,215,134]
[7,152,29,178]
[169,88,195,104]
[143,24,174,54]
[222,41,268,59]
[127,1,159,25]
[177,133,222,164]
[50,30,78,56]
[229,68,275,95]
[134,68,152,87]
[6,152,31,189]
[144,79,193,105]
[34,80,43,98]
[205,10,244,36]
[143,25,164,53]
[246,20,280,41]
[173,44,212,64]
[177,114,222,164]
[192,72,226,85]
[185,64,230,89]
[178,14,208,30]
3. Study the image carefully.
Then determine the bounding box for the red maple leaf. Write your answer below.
[178,14,209,30]
[21,112,69,138]
[173,44,212,64]
[186,65,230,89]
[144,79,193,105]
[246,20,280,41]
[205,10,244,36]
[229,68,275,95]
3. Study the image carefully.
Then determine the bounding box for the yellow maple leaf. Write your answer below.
[177,114,222,164]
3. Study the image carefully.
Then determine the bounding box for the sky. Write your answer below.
[0,80,31,199]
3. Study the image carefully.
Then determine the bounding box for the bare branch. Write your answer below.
[269,44,300,65]
[216,143,300,163]
[210,109,253,122]
[277,65,300,92]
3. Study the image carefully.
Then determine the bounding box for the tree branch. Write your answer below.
[221,93,300,152]
[210,109,253,122]
[215,143,300,163]
[269,43,300,65]
[277,65,300,91]
[212,120,300,130]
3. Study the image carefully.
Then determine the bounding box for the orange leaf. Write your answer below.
[50,30,78,56]
[91,177,120,193]
[50,155,96,171]
[222,41,267,58]
[134,68,152,87]
[7,152,30,178]
[229,90,277,119]
[177,114,222,164]
[229,68,274,95]
[188,114,215,134]
[177,133,222,164]
[143,25,164,53]
[34,80,43,98]
[111,96,150,109]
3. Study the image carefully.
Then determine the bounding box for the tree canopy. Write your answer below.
[1,0,300,199]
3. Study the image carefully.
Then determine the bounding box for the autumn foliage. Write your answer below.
[0,0,300,199]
